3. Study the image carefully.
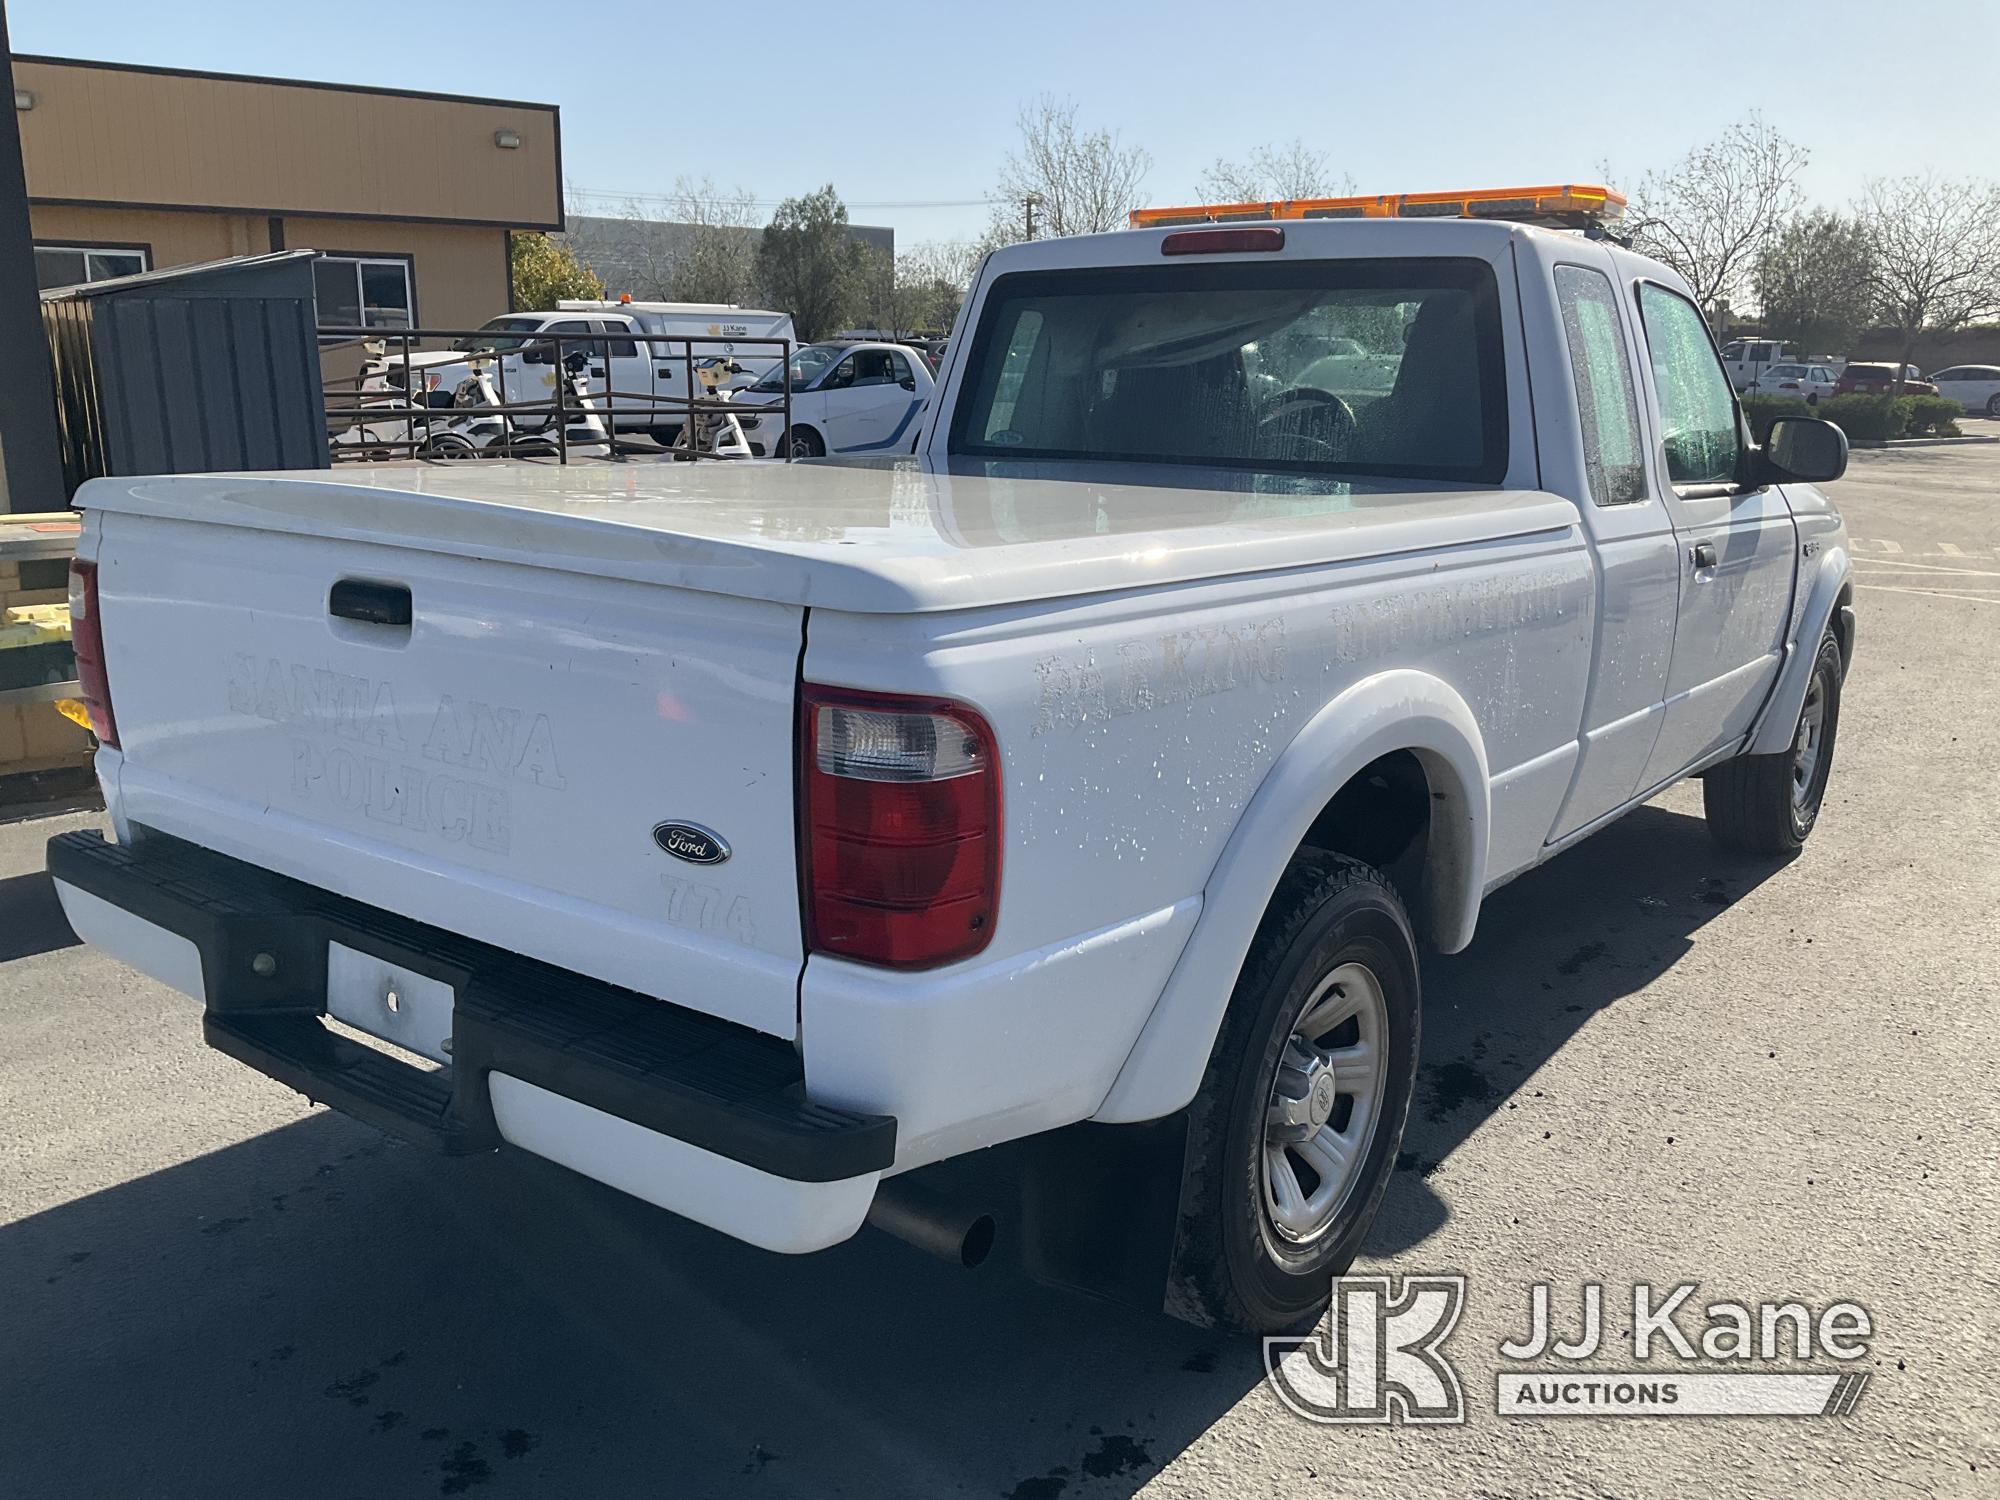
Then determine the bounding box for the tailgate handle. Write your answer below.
[329,578,412,627]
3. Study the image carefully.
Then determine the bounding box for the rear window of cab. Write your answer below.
[947,257,1509,485]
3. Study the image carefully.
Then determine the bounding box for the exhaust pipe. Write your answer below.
[866,1178,996,1268]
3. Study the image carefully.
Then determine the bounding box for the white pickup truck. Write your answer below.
[52,214,1856,1333]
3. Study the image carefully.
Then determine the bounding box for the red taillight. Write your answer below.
[67,559,118,748]
[801,684,1000,969]
[1161,226,1285,256]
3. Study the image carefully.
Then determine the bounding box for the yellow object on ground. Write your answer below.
[1,603,74,649]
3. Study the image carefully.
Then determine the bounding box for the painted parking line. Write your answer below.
[1858,584,2000,607]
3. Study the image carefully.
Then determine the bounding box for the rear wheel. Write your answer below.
[1986,394,2000,419]
[1703,629,1843,854]
[1174,852,1420,1332]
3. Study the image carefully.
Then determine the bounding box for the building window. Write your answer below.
[34,244,150,290]
[314,254,415,332]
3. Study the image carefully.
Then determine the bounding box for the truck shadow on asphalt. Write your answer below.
[0,868,81,962]
[0,805,1789,1499]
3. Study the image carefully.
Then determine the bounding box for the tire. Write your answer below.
[1986,394,2000,419]
[785,426,825,459]
[1703,630,1843,854]
[648,424,684,447]
[1174,851,1421,1333]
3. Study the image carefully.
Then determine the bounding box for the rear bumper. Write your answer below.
[47,829,894,1253]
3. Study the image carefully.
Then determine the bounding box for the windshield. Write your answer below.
[453,316,552,353]
[751,343,844,393]
[946,258,1508,483]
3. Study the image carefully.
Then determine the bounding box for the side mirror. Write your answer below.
[898,377,916,391]
[522,343,554,366]
[1761,416,1848,485]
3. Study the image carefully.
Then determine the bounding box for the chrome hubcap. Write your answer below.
[1792,675,1826,809]
[1262,962,1389,1246]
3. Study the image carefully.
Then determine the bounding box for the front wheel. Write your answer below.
[1174,852,1420,1332]
[1703,629,1844,854]
[784,426,825,460]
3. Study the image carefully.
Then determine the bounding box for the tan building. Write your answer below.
[15,55,562,332]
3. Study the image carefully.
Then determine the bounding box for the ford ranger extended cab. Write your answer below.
[51,205,1856,1333]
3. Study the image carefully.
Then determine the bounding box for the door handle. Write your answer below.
[329,577,411,626]
[1691,541,1719,571]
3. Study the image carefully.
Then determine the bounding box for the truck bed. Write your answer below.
[80,458,1581,614]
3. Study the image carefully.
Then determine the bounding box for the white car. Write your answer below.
[1930,365,2000,417]
[734,341,936,458]
[53,210,1856,1334]
[1752,363,1837,405]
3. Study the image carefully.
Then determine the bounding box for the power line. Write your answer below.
[569,186,996,212]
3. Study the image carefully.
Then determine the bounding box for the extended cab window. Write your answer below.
[1554,266,1646,506]
[1636,284,1740,487]
[948,257,1508,483]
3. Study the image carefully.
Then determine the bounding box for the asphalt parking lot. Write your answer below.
[3,434,1996,1499]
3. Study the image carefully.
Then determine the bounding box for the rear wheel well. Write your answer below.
[1298,751,1432,926]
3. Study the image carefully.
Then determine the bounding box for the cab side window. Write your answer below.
[884,351,915,389]
[1555,265,1647,506]
[1637,284,1741,487]
[849,351,897,387]
[596,319,638,358]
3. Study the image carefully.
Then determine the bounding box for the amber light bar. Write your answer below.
[1129,183,1627,230]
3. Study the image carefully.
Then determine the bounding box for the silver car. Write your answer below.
[1752,362,1838,405]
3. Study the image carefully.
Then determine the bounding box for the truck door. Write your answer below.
[1539,257,1679,842]
[513,318,597,423]
[594,317,652,430]
[1630,281,1796,789]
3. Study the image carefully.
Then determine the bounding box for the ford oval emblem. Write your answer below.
[653,822,730,865]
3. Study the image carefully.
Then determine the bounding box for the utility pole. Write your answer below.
[1022,194,1039,242]
[0,1,64,512]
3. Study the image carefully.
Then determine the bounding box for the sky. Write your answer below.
[10,0,1997,245]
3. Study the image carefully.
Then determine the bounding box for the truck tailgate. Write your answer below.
[92,507,806,1039]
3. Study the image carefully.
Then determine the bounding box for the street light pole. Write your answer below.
[0,1,64,512]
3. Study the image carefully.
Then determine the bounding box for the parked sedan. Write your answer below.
[1834,363,1939,397]
[1930,365,2000,417]
[1752,363,1837,405]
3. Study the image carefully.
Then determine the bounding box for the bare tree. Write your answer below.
[1626,116,1808,321]
[1196,139,1351,204]
[664,175,758,304]
[1856,174,2000,389]
[894,240,984,334]
[992,94,1150,239]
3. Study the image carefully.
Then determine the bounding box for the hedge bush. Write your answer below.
[1819,394,1912,442]
[1902,395,1963,438]
[1739,394,1814,442]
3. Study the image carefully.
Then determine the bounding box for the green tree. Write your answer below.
[1753,209,1877,354]
[509,231,604,311]
[755,185,865,341]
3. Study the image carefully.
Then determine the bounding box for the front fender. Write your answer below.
[1748,540,1852,757]
[1094,669,1490,1125]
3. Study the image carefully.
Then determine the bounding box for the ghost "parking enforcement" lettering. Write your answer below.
[227,656,566,855]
